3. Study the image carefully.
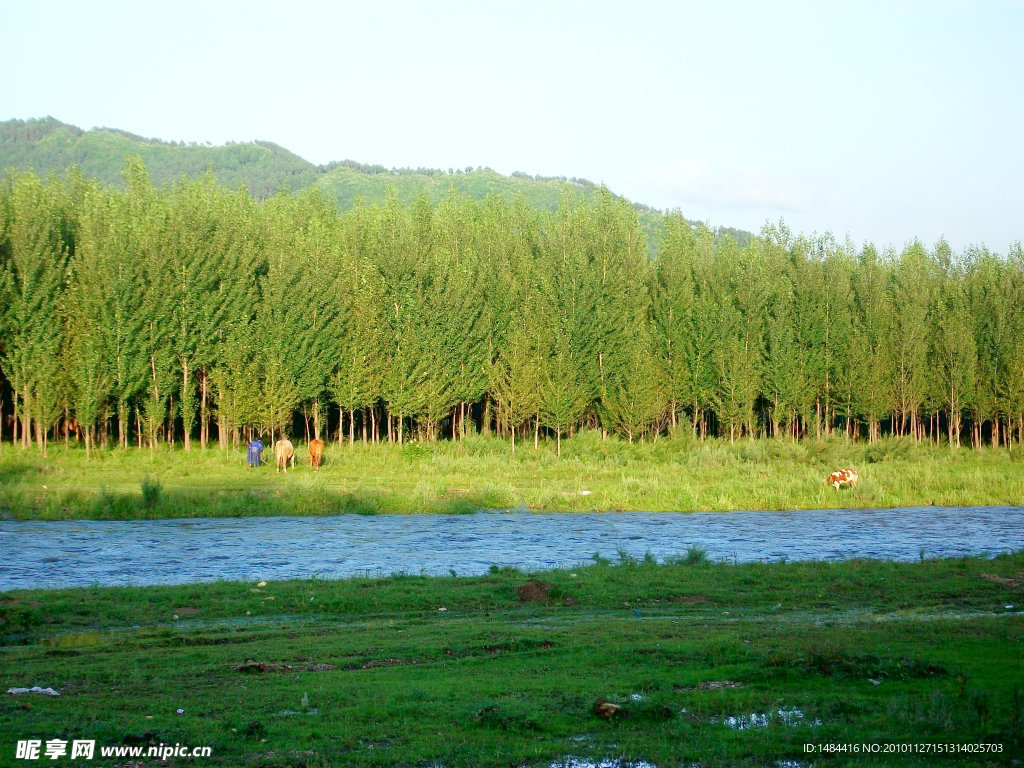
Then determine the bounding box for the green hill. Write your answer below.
[0,117,317,198]
[315,162,603,211]
[0,117,750,244]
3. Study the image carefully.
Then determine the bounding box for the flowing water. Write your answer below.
[1,505,1022,591]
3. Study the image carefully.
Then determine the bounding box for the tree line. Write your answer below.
[1,160,1023,457]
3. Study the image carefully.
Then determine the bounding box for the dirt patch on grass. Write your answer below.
[517,580,553,602]
[342,657,420,671]
[980,572,1024,588]
[784,651,947,680]
[670,594,714,605]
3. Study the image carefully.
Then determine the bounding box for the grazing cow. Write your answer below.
[826,468,859,490]
[275,438,295,473]
[308,438,324,471]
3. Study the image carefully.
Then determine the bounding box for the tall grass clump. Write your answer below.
[667,544,709,565]
[140,476,163,509]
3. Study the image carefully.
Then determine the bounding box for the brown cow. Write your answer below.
[275,438,295,473]
[308,438,324,471]
[826,468,859,490]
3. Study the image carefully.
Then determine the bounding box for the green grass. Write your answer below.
[1,432,1022,520]
[1,554,1022,766]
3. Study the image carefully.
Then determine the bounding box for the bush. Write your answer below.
[140,476,163,509]
[683,544,709,565]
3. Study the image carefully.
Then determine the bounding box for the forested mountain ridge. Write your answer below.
[0,117,694,241]
[0,117,317,198]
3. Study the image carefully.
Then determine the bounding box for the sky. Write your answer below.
[1,0,1022,254]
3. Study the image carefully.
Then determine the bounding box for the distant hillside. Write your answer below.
[315,161,609,211]
[0,117,752,245]
[0,117,317,198]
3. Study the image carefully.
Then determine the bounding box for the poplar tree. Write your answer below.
[932,272,976,447]
[103,159,158,447]
[599,332,667,442]
[1004,244,1024,448]
[890,241,935,439]
[256,191,340,439]
[763,270,804,438]
[713,238,764,440]
[850,244,894,441]
[0,186,7,446]
[964,246,1009,447]
[158,175,253,450]
[0,172,70,453]
[489,323,541,453]
[686,231,725,440]
[67,178,118,456]
[538,327,588,455]
[330,204,385,445]
[649,213,697,431]
[582,188,651,437]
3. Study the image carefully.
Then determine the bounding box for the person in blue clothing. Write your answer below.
[247,438,264,467]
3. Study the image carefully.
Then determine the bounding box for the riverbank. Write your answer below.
[2,554,1022,766]
[1,433,1022,520]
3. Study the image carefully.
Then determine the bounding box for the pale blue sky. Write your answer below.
[2,0,1022,253]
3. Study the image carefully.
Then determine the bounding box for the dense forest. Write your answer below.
[1,159,1022,457]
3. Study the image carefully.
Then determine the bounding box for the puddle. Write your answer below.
[714,708,821,729]
[549,760,657,768]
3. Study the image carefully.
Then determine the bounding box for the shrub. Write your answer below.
[140,476,163,509]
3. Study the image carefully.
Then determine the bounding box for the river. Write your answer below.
[1,505,1022,591]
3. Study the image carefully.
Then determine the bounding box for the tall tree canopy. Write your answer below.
[1,161,1022,455]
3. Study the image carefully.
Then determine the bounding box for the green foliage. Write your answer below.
[0,153,1023,457]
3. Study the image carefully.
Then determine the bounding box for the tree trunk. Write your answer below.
[200,370,208,450]
[182,364,191,452]
[35,415,45,456]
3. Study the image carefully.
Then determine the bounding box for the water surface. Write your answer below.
[1,505,1022,591]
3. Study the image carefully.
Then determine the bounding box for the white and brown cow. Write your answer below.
[826,468,859,490]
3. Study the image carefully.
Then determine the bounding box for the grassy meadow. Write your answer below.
[1,554,1022,766]
[0,432,1022,520]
